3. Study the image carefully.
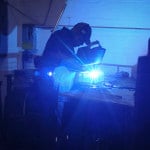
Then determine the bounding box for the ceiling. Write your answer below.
[1,0,67,35]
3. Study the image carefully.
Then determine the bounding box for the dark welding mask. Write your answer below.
[72,22,91,45]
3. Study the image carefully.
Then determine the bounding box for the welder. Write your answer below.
[32,22,92,149]
[35,22,91,70]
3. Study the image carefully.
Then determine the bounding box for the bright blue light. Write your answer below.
[88,69,104,79]
[34,69,53,78]
[47,71,53,76]
[82,69,104,83]
[78,66,104,84]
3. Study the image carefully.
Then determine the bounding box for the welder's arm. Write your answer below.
[60,57,85,72]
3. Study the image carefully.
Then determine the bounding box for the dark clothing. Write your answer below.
[34,27,83,72]
[42,27,75,69]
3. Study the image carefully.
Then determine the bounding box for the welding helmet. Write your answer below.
[72,22,91,45]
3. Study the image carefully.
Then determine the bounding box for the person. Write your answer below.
[35,22,92,71]
[32,22,92,149]
[34,22,92,108]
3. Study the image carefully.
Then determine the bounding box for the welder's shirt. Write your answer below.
[42,27,75,69]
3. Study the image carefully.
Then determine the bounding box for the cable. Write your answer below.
[57,36,85,65]
[58,24,150,31]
